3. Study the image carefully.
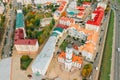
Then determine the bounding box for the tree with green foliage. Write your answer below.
[38,35,44,44]
[51,18,55,25]
[37,4,41,9]
[23,7,29,15]
[21,55,32,70]
[0,15,5,27]
[35,19,40,26]
[21,55,30,62]
[9,4,12,9]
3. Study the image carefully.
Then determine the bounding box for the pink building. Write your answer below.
[14,39,39,54]
[14,29,39,54]
[14,11,39,54]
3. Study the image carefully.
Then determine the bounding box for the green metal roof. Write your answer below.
[53,27,63,33]
[16,13,24,28]
[51,32,58,37]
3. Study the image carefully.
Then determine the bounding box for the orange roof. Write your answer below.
[58,51,83,64]
[77,12,84,18]
[59,51,66,58]
[78,46,84,51]
[83,42,95,54]
[72,55,83,64]
[45,2,51,5]
[60,17,75,23]
[78,42,95,54]
[86,31,98,44]
[70,23,79,30]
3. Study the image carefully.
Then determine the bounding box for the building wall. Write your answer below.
[85,23,99,32]
[58,57,82,69]
[81,50,93,60]
[15,41,39,52]
[17,0,32,5]
[68,28,86,40]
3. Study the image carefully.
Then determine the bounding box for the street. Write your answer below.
[89,11,111,80]
[109,0,120,80]
[1,1,16,59]
[113,4,120,80]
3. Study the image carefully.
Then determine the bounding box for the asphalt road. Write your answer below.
[110,0,120,80]
[89,12,110,80]
[114,7,120,80]
[2,7,15,58]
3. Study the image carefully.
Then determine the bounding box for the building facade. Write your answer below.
[58,45,83,71]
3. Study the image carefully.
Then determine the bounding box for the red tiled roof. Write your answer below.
[76,6,85,11]
[57,1,67,12]
[60,16,75,23]
[14,29,24,40]
[57,24,69,29]
[83,2,91,5]
[72,55,83,64]
[14,39,37,45]
[86,7,104,26]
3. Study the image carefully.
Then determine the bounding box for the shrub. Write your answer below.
[20,55,33,70]
[21,55,30,62]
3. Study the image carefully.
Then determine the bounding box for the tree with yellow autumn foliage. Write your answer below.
[82,64,92,78]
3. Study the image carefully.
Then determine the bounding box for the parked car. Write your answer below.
[118,48,120,52]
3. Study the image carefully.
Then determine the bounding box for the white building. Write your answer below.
[34,0,56,4]
[17,0,32,5]
[14,39,39,53]
[97,1,107,10]
[32,36,57,76]
[59,17,75,26]
[0,2,5,14]
[68,28,87,40]
[79,42,96,60]
[58,45,83,71]
[65,45,73,71]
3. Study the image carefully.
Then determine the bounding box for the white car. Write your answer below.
[95,67,99,70]
[118,48,120,52]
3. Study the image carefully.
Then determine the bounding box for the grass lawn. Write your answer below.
[60,40,69,51]
[21,55,33,70]
[118,0,120,5]
[45,12,52,18]
[99,10,114,80]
